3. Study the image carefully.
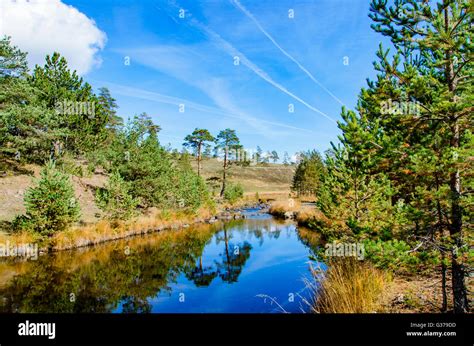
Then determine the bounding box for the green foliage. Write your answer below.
[311,1,472,311]
[30,52,92,108]
[99,114,211,211]
[255,146,263,163]
[363,239,439,273]
[215,129,240,196]
[13,161,80,236]
[215,129,240,150]
[1,38,121,163]
[0,37,55,163]
[96,171,138,221]
[0,36,28,77]
[183,128,215,154]
[183,128,215,176]
[271,150,279,163]
[292,150,325,196]
[223,183,244,203]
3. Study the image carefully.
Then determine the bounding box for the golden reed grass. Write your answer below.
[307,257,390,313]
[51,207,215,251]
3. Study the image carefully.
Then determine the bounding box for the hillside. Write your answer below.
[0,158,294,227]
[193,158,294,197]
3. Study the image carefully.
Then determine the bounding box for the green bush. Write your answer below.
[13,161,80,236]
[172,168,212,210]
[95,171,138,220]
[102,115,212,211]
[223,183,244,203]
[363,239,439,273]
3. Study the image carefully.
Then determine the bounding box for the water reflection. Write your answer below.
[0,214,324,313]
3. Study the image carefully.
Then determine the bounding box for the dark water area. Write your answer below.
[0,210,325,313]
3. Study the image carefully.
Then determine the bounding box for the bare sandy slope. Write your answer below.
[0,165,107,226]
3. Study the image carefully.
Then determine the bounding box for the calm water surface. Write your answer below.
[0,209,324,313]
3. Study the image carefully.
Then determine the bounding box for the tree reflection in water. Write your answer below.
[0,216,317,313]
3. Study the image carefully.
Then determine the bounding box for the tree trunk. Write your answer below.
[197,143,202,177]
[449,145,468,313]
[441,253,448,312]
[444,5,468,313]
[435,175,448,313]
[220,145,228,196]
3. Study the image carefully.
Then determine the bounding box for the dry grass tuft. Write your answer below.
[268,200,301,217]
[308,258,390,313]
[295,207,327,225]
[0,231,37,246]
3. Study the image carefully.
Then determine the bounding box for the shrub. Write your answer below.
[96,171,138,221]
[172,167,212,210]
[13,161,80,236]
[223,183,244,203]
[101,115,213,211]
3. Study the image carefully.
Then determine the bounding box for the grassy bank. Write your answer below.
[0,207,216,252]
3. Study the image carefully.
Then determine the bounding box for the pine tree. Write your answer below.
[292,150,325,197]
[183,128,215,176]
[271,150,279,163]
[0,37,54,163]
[215,129,240,196]
[14,161,80,236]
[255,146,263,164]
[367,0,472,312]
[96,171,138,221]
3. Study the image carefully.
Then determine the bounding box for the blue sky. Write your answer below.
[58,0,389,157]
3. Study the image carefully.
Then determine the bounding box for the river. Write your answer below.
[0,208,325,313]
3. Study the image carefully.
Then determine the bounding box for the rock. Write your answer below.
[217,212,233,220]
[233,212,243,219]
[393,294,405,304]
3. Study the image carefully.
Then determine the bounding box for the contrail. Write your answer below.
[230,0,345,107]
[91,80,321,135]
[156,2,336,123]
[191,20,336,123]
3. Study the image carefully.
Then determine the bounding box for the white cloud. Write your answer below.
[0,0,106,75]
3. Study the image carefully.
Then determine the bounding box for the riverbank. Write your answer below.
[268,200,459,313]
[0,210,316,313]
[0,200,268,253]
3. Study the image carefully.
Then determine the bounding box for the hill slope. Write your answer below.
[0,159,294,226]
[194,158,294,196]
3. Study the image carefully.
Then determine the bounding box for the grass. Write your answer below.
[195,158,294,195]
[268,200,301,217]
[51,207,215,251]
[295,206,327,225]
[307,257,390,313]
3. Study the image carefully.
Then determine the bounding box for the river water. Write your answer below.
[0,209,324,313]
